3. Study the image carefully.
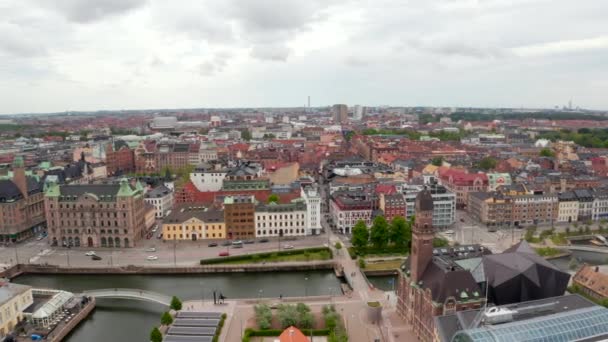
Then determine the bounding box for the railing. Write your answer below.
[82,288,171,305]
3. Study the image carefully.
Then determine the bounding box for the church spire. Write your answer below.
[410,188,435,283]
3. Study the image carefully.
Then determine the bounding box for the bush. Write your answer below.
[212,312,227,342]
[161,311,173,325]
[358,258,366,269]
[200,247,333,265]
[170,296,182,311]
[150,327,162,342]
[347,247,358,259]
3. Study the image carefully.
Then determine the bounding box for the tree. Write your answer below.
[389,216,411,249]
[241,129,252,141]
[334,242,342,251]
[296,303,313,328]
[170,296,182,311]
[267,194,279,204]
[477,157,497,170]
[254,304,272,329]
[433,237,449,247]
[539,148,555,157]
[351,220,369,251]
[150,327,162,342]
[277,304,299,329]
[161,312,173,325]
[370,216,389,249]
[431,156,443,166]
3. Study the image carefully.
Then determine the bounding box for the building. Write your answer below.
[0,282,33,339]
[162,206,225,241]
[0,157,46,242]
[402,184,455,228]
[190,165,227,192]
[486,173,512,191]
[301,185,322,235]
[278,326,308,342]
[593,190,608,222]
[379,193,406,222]
[332,104,348,124]
[573,264,608,302]
[329,191,374,234]
[44,179,146,248]
[144,185,173,218]
[223,195,255,239]
[255,201,307,237]
[468,192,513,229]
[468,191,558,228]
[436,294,608,342]
[438,169,488,209]
[557,191,579,223]
[353,105,364,121]
[105,140,135,175]
[396,189,569,342]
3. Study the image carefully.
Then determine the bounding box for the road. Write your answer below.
[0,234,330,268]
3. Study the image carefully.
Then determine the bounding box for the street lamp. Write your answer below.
[304,277,309,297]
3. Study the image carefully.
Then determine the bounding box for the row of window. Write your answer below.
[166,225,221,231]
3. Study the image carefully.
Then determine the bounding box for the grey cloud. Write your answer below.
[35,0,148,23]
[407,38,508,59]
[250,44,291,61]
[199,51,233,76]
[0,24,46,57]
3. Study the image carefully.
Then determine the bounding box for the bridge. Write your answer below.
[82,288,172,306]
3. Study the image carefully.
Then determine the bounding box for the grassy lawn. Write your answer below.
[534,247,563,257]
[363,259,404,271]
[218,250,332,265]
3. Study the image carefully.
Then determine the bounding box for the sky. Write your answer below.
[1,0,607,114]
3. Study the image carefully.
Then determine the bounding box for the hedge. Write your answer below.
[347,245,407,258]
[211,313,228,342]
[200,247,333,265]
[242,328,331,342]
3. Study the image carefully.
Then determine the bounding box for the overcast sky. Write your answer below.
[1,0,607,114]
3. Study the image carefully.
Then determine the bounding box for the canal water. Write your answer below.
[14,271,341,342]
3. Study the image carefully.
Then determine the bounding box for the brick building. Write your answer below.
[223,195,255,239]
[105,140,135,175]
[44,178,146,248]
[379,193,406,222]
[573,264,608,303]
[0,157,46,242]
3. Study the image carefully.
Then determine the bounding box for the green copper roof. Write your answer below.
[45,181,61,197]
[117,178,136,197]
[12,155,24,168]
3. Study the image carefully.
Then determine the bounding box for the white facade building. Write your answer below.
[144,185,174,218]
[353,105,364,121]
[329,193,373,234]
[402,184,456,228]
[301,185,322,235]
[255,201,307,237]
[190,167,227,192]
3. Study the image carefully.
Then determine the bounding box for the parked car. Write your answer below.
[146,256,158,261]
[85,251,96,256]
[219,251,230,257]
[258,238,269,243]
[208,242,218,247]
[91,255,102,261]
[283,244,294,250]
[221,241,231,246]
[232,240,244,246]
[243,239,255,244]
[146,247,156,252]
[443,230,455,235]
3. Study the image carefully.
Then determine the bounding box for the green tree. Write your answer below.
[254,304,272,329]
[170,296,182,311]
[277,304,299,329]
[351,220,369,251]
[241,129,252,141]
[296,303,313,328]
[370,216,389,249]
[539,148,555,157]
[161,311,173,325]
[358,258,366,269]
[431,156,444,166]
[267,194,279,204]
[477,157,497,170]
[389,216,411,249]
[433,237,449,247]
[150,327,162,342]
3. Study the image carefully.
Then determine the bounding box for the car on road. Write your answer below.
[220,241,231,246]
[91,255,102,261]
[85,251,96,256]
[258,238,269,243]
[208,242,218,247]
[243,239,255,244]
[232,244,243,249]
[283,244,294,250]
[232,240,243,245]
[146,247,156,252]
[443,230,455,235]
[219,251,230,257]
[146,256,158,261]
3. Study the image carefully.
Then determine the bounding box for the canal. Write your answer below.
[14,271,342,342]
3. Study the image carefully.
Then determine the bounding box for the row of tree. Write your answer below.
[351,216,413,252]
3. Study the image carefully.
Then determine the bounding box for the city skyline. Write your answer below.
[1,1,608,114]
